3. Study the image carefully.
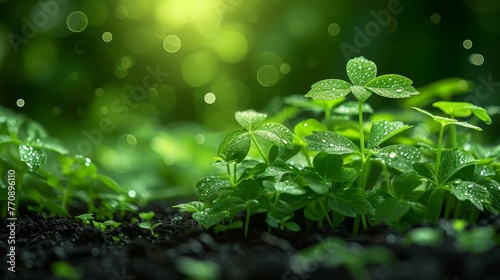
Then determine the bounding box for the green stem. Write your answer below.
[450,114,457,149]
[358,101,366,162]
[353,214,360,236]
[226,164,233,186]
[382,163,391,191]
[233,163,238,185]
[302,147,313,167]
[361,214,367,230]
[251,133,269,165]
[435,124,446,176]
[319,199,334,228]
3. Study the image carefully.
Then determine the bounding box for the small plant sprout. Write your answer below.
[138,211,162,237]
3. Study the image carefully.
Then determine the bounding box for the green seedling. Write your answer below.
[138,211,162,237]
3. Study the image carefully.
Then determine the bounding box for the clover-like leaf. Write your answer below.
[333,101,374,115]
[263,180,306,195]
[412,107,483,131]
[433,101,492,124]
[195,176,231,200]
[351,86,373,103]
[235,179,262,201]
[366,74,419,98]
[192,208,228,229]
[304,131,360,155]
[418,187,444,224]
[452,181,490,211]
[375,198,410,225]
[328,188,373,217]
[438,150,476,184]
[305,79,352,100]
[217,129,251,163]
[313,152,343,182]
[235,110,267,131]
[19,145,47,172]
[413,162,437,184]
[346,56,377,86]
[294,119,328,143]
[376,144,421,173]
[254,123,294,149]
[367,120,412,149]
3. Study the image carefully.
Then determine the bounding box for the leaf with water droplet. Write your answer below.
[192,208,228,229]
[195,176,231,201]
[367,120,412,149]
[412,107,483,131]
[452,181,490,211]
[254,123,294,149]
[294,119,328,145]
[173,201,205,213]
[304,131,360,155]
[30,137,69,155]
[333,101,374,115]
[305,79,352,100]
[392,171,421,199]
[60,155,97,187]
[433,101,492,124]
[418,187,444,224]
[328,188,373,217]
[413,162,437,184]
[19,144,47,172]
[377,144,421,173]
[235,109,267,131]
[366,74,419,98]
[217,129,251,163]
[351,86,373,102]
[346,56,377,86]
[375,197,410,225]
[438,150,476,184]
[483,180,500,212]
[263,179,306,195]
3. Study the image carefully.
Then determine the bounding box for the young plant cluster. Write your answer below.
[176,56,500,236]
[0,107,137,220]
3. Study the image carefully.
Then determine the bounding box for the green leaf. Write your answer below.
[392,171,421,199]
[61,155,97,187]
[305,79,352,100]
[30,137,69,155]
[333,101,374,115]
[438,150,476,184]
[328,188,373,217]
[376,144,421,173]
[367,120,412,149]
[304,201,324,222]
[192,208,227,229]
[313,152,343,181]
[263,180,306,195]
[413,162,437,184]
[294,119,328,144]
[19,144,47,172]
[375,198,410,225]
[139,211,155,220]
[418,187,444,223]
[254,123,294,149]
[483,180,500,212]
[235,179,262,200]
[452,181,490,211]
[412,107,483,131]
[351,86,373,102]
[365,74,419,98]
[285,221,301,232]
[217,129,251,163]
[174,201,205,213]
[303,173,331,194]
[213,220,243,232]
[195,176,231,201]
[235,110,267,131]
[433,101,492,124]
[346,56,377,86]
[304,131,360,155]
[96,174,122,193]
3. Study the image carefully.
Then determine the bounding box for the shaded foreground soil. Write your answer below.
[2,201,500,280]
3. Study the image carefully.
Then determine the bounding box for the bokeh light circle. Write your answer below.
[102,32,113,42]
[67,11,88,33]
[118,134,137,152]
[257,65,279,87]
[163,35,182,53]
[328,23,340,36]
[204,93,216,104]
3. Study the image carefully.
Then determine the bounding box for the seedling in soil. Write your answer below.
[138,211,162,237]
[177,56,500,237]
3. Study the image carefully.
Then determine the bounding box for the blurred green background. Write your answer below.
[1,0,499,203]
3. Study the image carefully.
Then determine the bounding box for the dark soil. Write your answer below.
[2,201,500,280]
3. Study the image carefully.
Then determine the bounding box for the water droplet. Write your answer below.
[389,152,397,158]
[454,179,462,184]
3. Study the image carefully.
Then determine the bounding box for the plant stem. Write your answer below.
[361,214,367,230]
[353,214,360,236]
[319,199,334,228]
[233,163,238,185]
[435,124,446,176]
[358,101,366,162]
[251,133,269,165]
[450,116,457,149]
[226,164,233,186]
[382,163,391,191]
[244,208,251,238]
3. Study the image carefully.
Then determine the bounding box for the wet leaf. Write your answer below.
[418,187,444,223]
[367,120,412,149]
[294,119,328,144]
[483,180,500,212]
[452,181,490,211]
[174,201,205,213]
[305,79,352,100]
[193,208,227,229]
[438,150,476,184]
[412,107,482,131]
[254,123,294,149]
[195,176,231,200]
[376,144,421,173]
[19,144,47,172]
[304,131,360,155]
[235,110,267,131]
[333,101,374,115]
[217,129,251,163]
[346,56,377,86]
[365,74,419,98]
[235,179,263,200]
[351,86,373,102]
[263,180,306,195]
[375,197,410,225]
[30,137,69,155]
[413,162,437,184]
[328,188,373,217]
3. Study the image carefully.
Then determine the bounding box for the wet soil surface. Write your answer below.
[2,201,500,280]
